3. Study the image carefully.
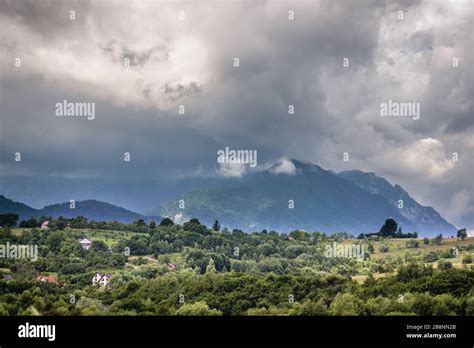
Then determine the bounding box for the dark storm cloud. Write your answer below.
[0,0,472,229]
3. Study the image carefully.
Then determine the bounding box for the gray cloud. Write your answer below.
[0,0,472,230]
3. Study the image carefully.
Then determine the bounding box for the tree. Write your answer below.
[212,220,221,232]
[206,258,217,273]
[19,218,38,228]
[175,301,222,316]
[357,233,366,240]
[329,293,361,315]
[379,218,398,237]
[46,231,66,253]
[0,227,13,243]
[367,244,374,253]
[412,293,436,316]
[90,240,109,253]
[159,218,174,227]
[423,237,430,245]
[0,213,19,227]
[183,219,208,235]
[149,221,156,229]
[397,262,433,281]
[292,300,328,315]
[457,228,467,240]
[134,219,147,228]
[433,234,443,245]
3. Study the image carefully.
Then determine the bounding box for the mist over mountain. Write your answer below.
[158,159,457,236]
[1,159,457,236]
[0,176,232,215]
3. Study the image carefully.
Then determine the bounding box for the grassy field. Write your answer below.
[369,236,473,259]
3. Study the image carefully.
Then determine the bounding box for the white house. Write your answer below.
[41,221,50,230]
[79,238,92,250]
[92,272,112,287]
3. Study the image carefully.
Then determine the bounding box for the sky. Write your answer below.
[0,0,473,230]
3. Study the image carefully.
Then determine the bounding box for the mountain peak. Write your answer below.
[268,158,327,176]
[268,158,299,175]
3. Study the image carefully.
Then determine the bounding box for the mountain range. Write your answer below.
[0,159,457,236]
[159,159,457,236]
[0,195,154,223]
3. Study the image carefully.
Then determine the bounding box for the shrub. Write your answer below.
[462,255,472,264]
[424,251,439,263]
[175,301,222,316]
[437,260,453,270]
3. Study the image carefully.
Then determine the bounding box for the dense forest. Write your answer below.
[0,215,473,316]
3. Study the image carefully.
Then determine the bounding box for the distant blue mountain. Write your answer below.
[1,159,457,236]
[158,159,456,236]
[337,169,456,236]
[0,195,158,223]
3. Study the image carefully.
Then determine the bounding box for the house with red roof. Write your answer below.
[36,275,57,284]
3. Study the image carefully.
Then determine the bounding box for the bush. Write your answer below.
[329,293,362,315]
[433,234,443,245]
[175,301,222,316]
[424,251,439,263]
[462,255,472,264]
[437,260,453,270]
[292,300,328,315]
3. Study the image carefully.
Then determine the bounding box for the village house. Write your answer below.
[78,238,92,250]
[36,275,57,284]
[40,221,50,230]
[92,272,112,287]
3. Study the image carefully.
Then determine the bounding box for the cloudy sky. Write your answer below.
[0,0,473,229]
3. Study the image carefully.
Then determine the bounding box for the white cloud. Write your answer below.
[269,158,297,175]
[372,138,455,180]
[218,162,247,178]
[0,2,210,111]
